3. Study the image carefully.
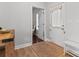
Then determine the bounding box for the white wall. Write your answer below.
[65,3,79,43]
[0,2,46,48]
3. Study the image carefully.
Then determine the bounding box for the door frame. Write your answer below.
[32,6,46,42]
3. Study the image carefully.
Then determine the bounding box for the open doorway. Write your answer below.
[32,7,45,44]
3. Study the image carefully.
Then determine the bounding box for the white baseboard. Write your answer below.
[15,42,32,49]
[65,45,79,57]
[66,50,78,57]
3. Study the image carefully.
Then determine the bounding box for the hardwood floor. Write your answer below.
[16,46,37,57]
[31,42,64,57]
[0,41,72,57]
[15,41,65,57]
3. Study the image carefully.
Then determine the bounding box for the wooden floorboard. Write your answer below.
[0,41,72,57]
[15,46,37,57]
[31,42,64,57]
[14,41,64,57]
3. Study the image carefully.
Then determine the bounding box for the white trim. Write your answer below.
[65,45,79,57]
[66,51,77,57]
[15,42,32,49]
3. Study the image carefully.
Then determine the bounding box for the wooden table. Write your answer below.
[0,29,15,57]
[16,41,65,57]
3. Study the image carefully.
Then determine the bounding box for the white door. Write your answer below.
[37,9,44,40]
[49,5,65,47]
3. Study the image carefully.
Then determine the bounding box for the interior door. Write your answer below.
[37,9,44,40]
[49,5,65,47]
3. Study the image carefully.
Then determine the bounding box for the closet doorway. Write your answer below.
[32,7,45,44]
